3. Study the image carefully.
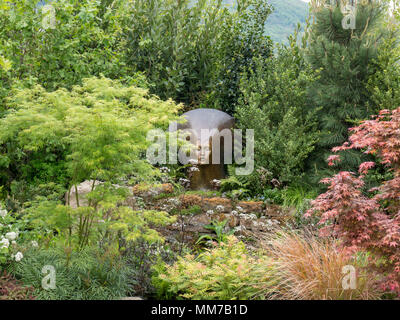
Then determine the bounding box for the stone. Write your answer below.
[179,194,203,208]
[189,214,212,232]
[236,201,264,214]
[202,197,232,213]
[219,213,240,228]
[66,180,133,209]
[132,183,174,198]
[65,180,102,209]
[265,204,285,217]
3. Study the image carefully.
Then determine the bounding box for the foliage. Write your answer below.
[0,271,35,300]
[123,0,273,112]
[207,0,273,114]
[235,32,318,192]
[305,1,388,179]
[153,236,278,300]
[123,239,178,298]
[0,205,35,266]
[0,55,10,72]
[219,171,251,200]
[109,206,176,246]
[196,219,235,245]
[9,246,131,300]
[0,76,180,202]
[366,19,400,112]
[259,230,381,300]
[0,0,128,98]
[0,77,179,250]
[307,107,400,296]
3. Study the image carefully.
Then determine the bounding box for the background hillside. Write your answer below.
[265,0,309,43]
[220,0,309,43]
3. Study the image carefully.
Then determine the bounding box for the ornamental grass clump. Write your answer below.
[259,230,381,300]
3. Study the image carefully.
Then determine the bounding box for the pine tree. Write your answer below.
[305,0,388,181]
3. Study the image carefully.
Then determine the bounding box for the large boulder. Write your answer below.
[65,180,102,209]
[65,180,134,209]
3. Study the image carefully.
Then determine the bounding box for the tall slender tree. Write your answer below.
[305,0,388,181]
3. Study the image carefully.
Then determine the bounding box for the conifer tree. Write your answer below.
[305,0,388,180]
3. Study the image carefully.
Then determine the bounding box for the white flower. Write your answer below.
[189,166,200,172]
[0,237,9,249]
[5,231,17,241]
[11,240,16,245]
[233,225,246,233]
[215,205,225,212]
[15,252,23,262]
[236,206,244,212]
[0,209,7,219]
[159,167,170,173]
[231,210,238,216]
[239,213,249,220]
[206,210,214,216]
[249,214,257,220]
[31,241,39,248]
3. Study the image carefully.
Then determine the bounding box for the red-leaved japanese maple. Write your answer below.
[307,108,400,296]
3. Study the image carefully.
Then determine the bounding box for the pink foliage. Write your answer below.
[307,108,400,296]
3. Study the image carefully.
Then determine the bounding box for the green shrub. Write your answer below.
[123,0,273,111]
[235,35,318,193]
[153,236,278,300]
[0,0,130,107]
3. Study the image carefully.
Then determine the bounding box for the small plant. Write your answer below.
[0,205,34,266]
[196,220,235,245]
[124,239,178,298]
[220,175,250,197]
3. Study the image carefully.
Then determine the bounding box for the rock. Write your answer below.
[265,204,285,217]
[65,180,102,209]
[66,180,133,209]
[191,213,211,226]
[202,197,232,213]
[132,183,174,198]
[220,213,240,228]
[236,201,264,214]
[189,213,213,233]
[179,194,202,208]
